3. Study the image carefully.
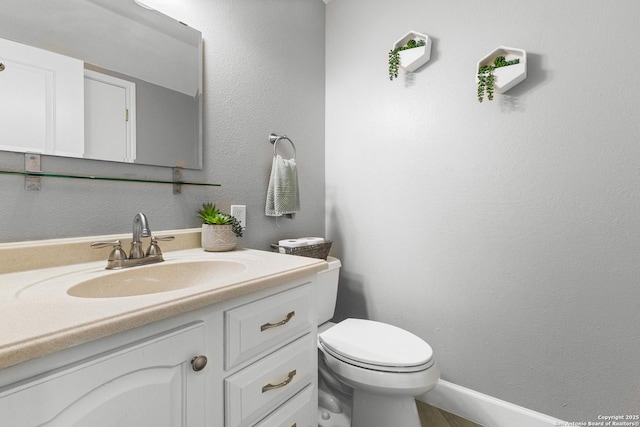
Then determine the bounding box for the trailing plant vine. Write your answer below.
[477,55,520,102]
[388,39,426,81]
[477,65,495,102]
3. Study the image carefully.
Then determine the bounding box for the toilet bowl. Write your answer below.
[315,258,440,427]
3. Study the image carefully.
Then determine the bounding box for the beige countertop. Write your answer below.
[0,241,326,370]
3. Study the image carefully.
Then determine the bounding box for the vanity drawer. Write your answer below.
[253,385,315,427]
[224,335,314,427]
[225,283,312,369]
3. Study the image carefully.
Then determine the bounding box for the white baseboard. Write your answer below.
[417,380,565,427]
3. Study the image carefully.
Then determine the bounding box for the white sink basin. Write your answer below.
[67,260,247,298]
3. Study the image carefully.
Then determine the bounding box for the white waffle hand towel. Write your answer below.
[265,154,300,216]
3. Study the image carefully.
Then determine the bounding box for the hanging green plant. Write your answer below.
[477,55,520,102]
[388,39,426,81]
[477,65,495,102]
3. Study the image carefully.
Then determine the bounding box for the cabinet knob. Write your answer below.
[191,355,208,372]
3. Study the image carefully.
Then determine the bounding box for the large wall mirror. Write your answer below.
[0,0,203,169]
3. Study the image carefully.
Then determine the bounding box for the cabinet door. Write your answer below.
[0,323,206,427]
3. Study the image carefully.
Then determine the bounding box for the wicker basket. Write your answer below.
[270,241,332,260]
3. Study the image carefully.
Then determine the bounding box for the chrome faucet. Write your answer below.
[130,212,152,259]
[91,213,174,269]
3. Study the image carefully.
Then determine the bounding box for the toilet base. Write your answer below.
[318,369,352,427]
[318,405,350,427]
[351,390,421,427]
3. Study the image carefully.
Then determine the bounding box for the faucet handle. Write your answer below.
[146,235,175,257]
[91,240,128,261]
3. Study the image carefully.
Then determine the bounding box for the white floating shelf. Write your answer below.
[476,46,527,93]
[393,30,432,72]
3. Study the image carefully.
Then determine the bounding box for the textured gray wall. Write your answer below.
[135,80,199,168]
[0,0,326,249]
[325,0,640,421]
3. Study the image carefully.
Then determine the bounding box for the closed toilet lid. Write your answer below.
[319,318,433,371]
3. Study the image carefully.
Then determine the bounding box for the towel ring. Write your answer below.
[269,133,296,159]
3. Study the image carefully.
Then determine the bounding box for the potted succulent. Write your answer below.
[197,203,243,252]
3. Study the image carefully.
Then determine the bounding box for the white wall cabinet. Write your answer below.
[0,278,317,427]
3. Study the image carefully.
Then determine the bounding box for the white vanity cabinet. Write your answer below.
[223,283,316,427]
[0,322,207,426]
[0,273,318,427]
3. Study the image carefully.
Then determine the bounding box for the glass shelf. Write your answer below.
[0,169,220,193]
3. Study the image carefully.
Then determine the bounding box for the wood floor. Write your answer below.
[417,401,484,427]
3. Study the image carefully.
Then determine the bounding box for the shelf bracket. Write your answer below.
[173,167,183,194]
[24,154,42,191]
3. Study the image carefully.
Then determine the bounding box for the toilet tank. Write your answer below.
[316,256,341,325]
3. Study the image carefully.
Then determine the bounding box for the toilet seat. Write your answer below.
[318,318,434,373]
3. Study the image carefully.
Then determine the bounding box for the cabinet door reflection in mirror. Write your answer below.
[0,0,202,169]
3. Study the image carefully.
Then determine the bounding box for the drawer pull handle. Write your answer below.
[260,311,295,331]
[262,369,297,393]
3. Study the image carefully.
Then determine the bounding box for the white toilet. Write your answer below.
[315,257,440,427]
